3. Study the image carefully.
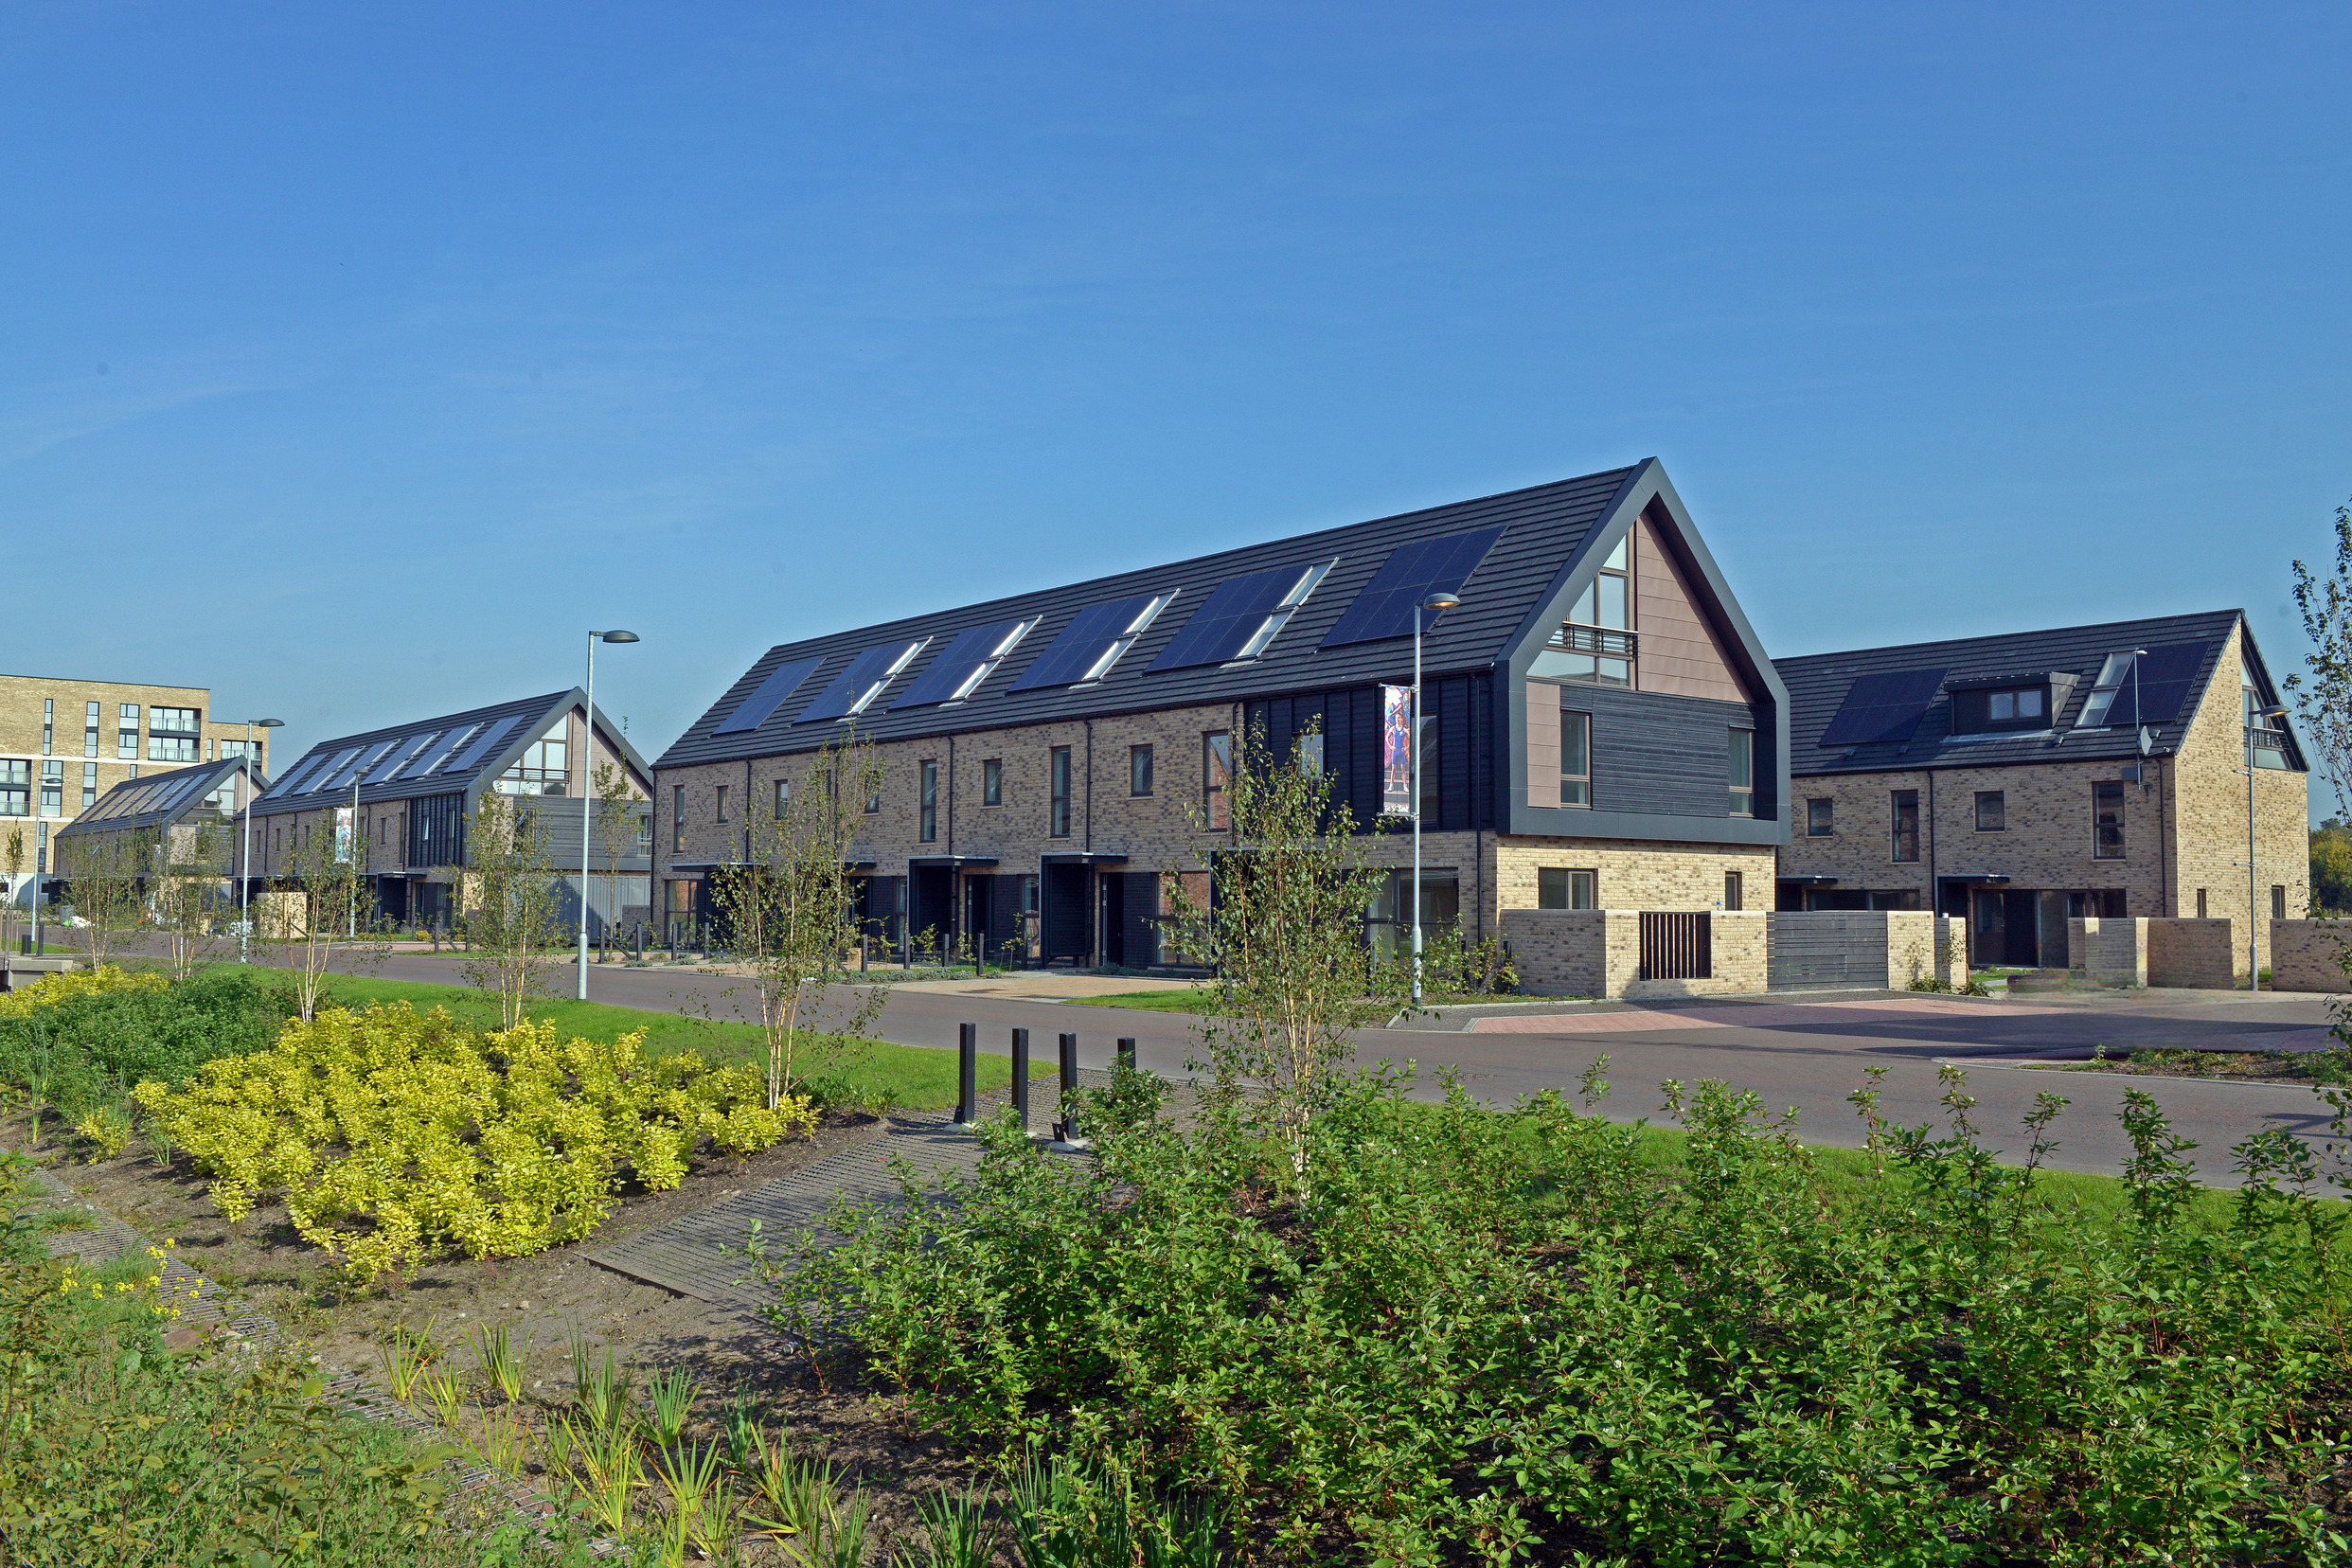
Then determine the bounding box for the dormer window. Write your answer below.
[1987,688,2042,723]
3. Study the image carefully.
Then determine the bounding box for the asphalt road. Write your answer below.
[265,949,2336,1185]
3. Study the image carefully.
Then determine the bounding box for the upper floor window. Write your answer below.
[1975,791,2005,831]
[495,736,568,796]
[1891,789,1919,862]
[1950,682,2051,736]
[1807,798,1833,836]
[1129,745,1153,796]
[81,763,96,809]
[1532,537,1633,687]
[774,778,790,816]
[1203,732,1231,832]
[116,704,139,759]
[1048,748,1071,838]
[919,761,938,842]
[1298,734,1325,777]
[671,785,686,851]
[2094,780,2126,859]
[2077,650,2137,728]
[715,784,729,823]
[150,706,200,762]
[84,702,99,757]
[1560,711,1591,808]
[2245,685,2290,770]
[983,757,1003,807]
[1727,729,1754,816]
[0,760,27,818]
[42,699,52,757]
[39,762,62,817]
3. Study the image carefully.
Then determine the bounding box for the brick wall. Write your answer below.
[2068,917,2148,987]
[2166,624,2308,975]
[2271,920,2352,993]
[0,671,266,846]
[2147,918,2235,988]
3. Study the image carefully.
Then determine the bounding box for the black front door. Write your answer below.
[910,867,953,960]
[1100,874,1127,966]
[2002,890,2040,967]
[1043,864,1092,964]
[964,876,992,961]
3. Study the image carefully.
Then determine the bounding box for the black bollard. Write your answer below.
[1117,1037,1137,1073]
[1011,1027,1030,1131]
[1059,1032,1078,1096]
[955,1022,978,1126]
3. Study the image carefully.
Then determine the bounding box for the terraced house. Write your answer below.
[1774,612,2308,972]
[246,689,654,934]
[653,459,1790,966]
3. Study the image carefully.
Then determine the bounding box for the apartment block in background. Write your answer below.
[0,671,266,909]
[1774,611,2307,972]
[654,458,1790,966]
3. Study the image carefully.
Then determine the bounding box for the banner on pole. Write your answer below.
[334,806,353,864]
[1381,685,1413,817]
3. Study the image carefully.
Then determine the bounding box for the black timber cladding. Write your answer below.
[658,467,1640,768]
[1776,610,2301,778]
[1244,679,1497,833]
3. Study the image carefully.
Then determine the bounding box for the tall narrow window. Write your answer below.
[2273,884,2288,920]
[116,704,138,759]
[1807,798,1833,835]
[81,762,96,809]
[1130,744,1154,796]
[2197,888,2208,918]
[919,761,938,842]
[1560,711,1592,807]
[774,778,790,816]
[1891,789,1919,862]
[864,785,882,814]
[1299,733,1326,776]
[1048,748,1071,838]
[715,784,728,823]
[84,702,99,757]
[1975,791,2005,831]
[983,757,1003,807]
[2093,780,2126,859]
[1728,729,1754,816]
[671,785,685,851]
[42,699,53,757]
[1724,871,1744,911]
[1203,732,1231,832]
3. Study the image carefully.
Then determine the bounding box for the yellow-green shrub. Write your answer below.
[134,1002,815,1280]
[0,964,166,1020]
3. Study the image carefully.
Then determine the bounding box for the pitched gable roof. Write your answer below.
[1775,610,2278,776]
[56,756,262,841]
[253,690,651,816]
[659,465,1647,769]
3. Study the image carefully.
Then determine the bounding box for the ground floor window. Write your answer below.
[1365,869,1459,960]
[1723,871,1743,911]
[2274,884,2288,920]
[1538,867,1597,910]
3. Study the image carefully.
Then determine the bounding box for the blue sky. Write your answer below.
[5,3,2346,780]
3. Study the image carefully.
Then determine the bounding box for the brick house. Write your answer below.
[652,459,1791,966]
[49,755,267,891]
[1773,612,2308,971]
[246,690,654,934]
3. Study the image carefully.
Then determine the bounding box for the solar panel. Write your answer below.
[1148,562,1329,672]
[2114,641,2211,727]
[302,748,362,793]
[383,730,440,778]
[450,713,526,775]
[157,773,210,809]
[1818,668,1947,747]
[795,641,926,723]
[264,755,328,798]
[1009,594,1170,691]
[326,739,397,791]
[1319,527,1505,649]
[388,731,445,778]
[713,657,824,736]
[892,619,1034,709]
[418,724,483,775]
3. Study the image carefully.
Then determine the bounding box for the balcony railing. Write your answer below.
[1552,624,1638,656]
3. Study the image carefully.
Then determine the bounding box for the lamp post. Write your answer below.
[2246,703,2289,990]
[239,718,284,963]
[1411,591,1461,1007]
[579,631,639,1001]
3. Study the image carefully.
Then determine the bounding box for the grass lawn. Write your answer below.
[206,967,1006,1109]
[1066,987,1540,1014]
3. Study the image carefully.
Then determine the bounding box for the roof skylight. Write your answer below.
[891,619,1037,709]
[795,640,929,723]
[1008,594,1174,692]
[1148,561,1332,672]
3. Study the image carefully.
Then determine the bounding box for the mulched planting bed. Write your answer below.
[2019,1046,2351,1086]
[3,1103,1007,1560]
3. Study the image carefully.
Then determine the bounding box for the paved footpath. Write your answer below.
[227,947,2352,1184]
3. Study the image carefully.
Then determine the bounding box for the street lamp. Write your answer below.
[1411,591,1461,1007]
[2246,702,2289,990]
[239,719,284,963]
[579,631,639,1001]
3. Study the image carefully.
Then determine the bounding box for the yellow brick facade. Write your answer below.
[1778,623,2308,976]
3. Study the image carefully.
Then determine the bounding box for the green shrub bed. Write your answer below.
[0,965,289,1116]
[758,1067,2352,1565]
